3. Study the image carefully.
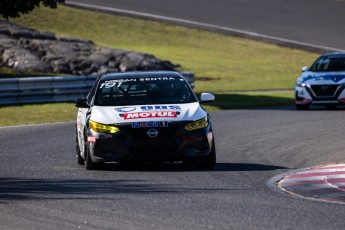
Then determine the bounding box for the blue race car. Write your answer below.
[295,52,345,110]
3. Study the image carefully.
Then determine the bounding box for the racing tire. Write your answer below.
[84,142,105,170]
[295,103,310,110]
[84,142,97,170]
[196,139,216,170]
[76,134,84,165]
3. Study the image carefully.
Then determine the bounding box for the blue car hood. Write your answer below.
[299,71,345,84]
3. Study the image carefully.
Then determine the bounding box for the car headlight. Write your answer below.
[296,80,306,87]
[89,120,119,134]
[184,116,208,131]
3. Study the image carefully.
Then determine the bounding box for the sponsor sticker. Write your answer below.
[124,111,177,120]
[132,121,169,128]
[87,136,96,142]
[140,105,181,111]
[115,107,136,113]
[99,77,176,89]
[139,77,175,82]
[99,79,137,89]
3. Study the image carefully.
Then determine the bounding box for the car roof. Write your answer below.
[320,51,345,58]
[100,71,184,81]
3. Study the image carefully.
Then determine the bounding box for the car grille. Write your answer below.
[310,85,338,97]
[122,121,188,156]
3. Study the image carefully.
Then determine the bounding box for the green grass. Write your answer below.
[10,5,318,92]
[1,5,313,126]
[0,103,77,126]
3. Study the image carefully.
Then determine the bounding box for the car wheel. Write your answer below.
[84,142,97,170]
[196,139,216,170]
[295,103,310,110]
[76,133,84,165]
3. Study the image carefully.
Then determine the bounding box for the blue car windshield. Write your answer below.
[309,57,345,72]
[95,77,197,106]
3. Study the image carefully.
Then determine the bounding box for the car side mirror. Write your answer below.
[74,98,89,108]
[301,66,308,72]
[200,93,215,103]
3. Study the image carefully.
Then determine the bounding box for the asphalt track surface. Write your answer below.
[66,0,345,51]
[1,109,345,229]
[2,1,345,229]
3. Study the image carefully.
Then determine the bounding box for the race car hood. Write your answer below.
[90,102,206,124]
[298,71,345,85]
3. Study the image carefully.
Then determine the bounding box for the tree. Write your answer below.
[0,0,65,20]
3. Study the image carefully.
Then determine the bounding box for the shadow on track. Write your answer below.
[87,162,289,172]
[0,164,287,201]
[0,176,248,201]
[214,163,288,171]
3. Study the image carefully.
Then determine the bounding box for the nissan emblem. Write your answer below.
[147,128,158,138]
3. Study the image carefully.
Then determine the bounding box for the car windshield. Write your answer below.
[95,76,197,106]
[309,56,345,72]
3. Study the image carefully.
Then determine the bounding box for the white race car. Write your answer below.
[75,71,216,170]
[295,52,345,110]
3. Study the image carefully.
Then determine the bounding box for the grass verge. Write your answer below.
[0,103,77,126]
[10,4,318,92]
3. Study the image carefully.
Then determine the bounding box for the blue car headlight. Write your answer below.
[296,80,306,87]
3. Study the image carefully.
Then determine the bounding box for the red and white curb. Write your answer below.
[278,164,345,203]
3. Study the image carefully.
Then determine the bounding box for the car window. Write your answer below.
[95,77,197,106]
[310,57,345,72]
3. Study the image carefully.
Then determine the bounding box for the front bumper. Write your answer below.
[86,122,214,163]
[295,85,345,106]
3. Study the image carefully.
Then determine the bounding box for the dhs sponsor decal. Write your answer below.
[140,105,181,111]
[132,121,168,128]
[124,111,177,120]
